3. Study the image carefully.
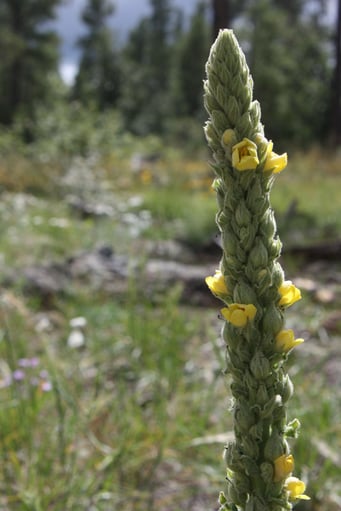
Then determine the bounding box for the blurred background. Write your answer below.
[0,1,340,510]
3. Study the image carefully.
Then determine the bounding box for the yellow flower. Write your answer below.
[285,477,310,501]
[205,270,228,297]
[275,329,304,352]
[263,140,288,173]
[278,281,301,307]
[273,454,294,482]
[221,303,257,327]
[140,169,153,184]
[232,138,259,171]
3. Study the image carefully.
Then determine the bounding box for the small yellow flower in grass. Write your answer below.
[263,140,288,174]
[278,281,301,307]
[285,477,310,501]
[221,303,257,327]
[275,329,304,352]
[232,138,259,171]
[273,454,294,482]
[205,270,228,297]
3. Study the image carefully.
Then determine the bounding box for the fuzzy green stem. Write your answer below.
[204,30,306,511]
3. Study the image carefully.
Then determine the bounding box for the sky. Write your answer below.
[55,0,199,84]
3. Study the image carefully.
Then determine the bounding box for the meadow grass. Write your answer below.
[0,145,340,510]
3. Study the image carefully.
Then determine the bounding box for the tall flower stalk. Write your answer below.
[204,30,309,510]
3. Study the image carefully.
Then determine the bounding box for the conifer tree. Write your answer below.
[244,0,331,146]
[0,0,60,129]
[329,0,341,145]
[119,0,180,134]
[73,0,121,110]
[172,2,210,119]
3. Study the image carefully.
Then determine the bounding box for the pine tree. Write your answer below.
[244,0,331,147]
[0,0,60,130]
[329,0,341,145]
[119,0,180,134]
[73,0,121,110]
[172,2,210,119]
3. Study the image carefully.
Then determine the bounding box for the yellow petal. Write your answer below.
[275,329,304,352]
[278,281,301,307]
[285,477,310,501]
[205,270,228,297]
[264,152,288,173]
[221,303,257,327]
[232,138,259,171]
[244,304,257,320]
[263,140,288,173]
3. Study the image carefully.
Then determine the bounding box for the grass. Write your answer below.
[0,144,340,510]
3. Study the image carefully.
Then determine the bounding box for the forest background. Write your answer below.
[0,0,340,150]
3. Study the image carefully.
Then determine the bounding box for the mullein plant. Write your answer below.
[204,30,309,511]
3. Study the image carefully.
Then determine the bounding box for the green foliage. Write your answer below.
[119,0,181,134]
[0,82,132,163]
[241,0,331,147]
[0,0,60,134]
[0,0,335,149]
[73,0,121,110]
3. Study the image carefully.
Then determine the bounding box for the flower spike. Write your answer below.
[204,29,307,510]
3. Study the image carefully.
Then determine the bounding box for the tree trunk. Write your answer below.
[212,0,230,40]
[330,0,341,145]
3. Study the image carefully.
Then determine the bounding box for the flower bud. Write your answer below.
[224,442,243,471]
[222,232,237,256]
[249,422,263,442]
[218,491,227,505]
[272,262,284,286]
[260,462,274,483]
[228,483,246,506]
[243,435,259,458]
[235,201,251,227]
[256,383,269,405]
[255,268,272,295]
[240,455,259,476]
[234,401,255,432]
[264,426,286,461]
[269,238,282,259]
[222,128,236,147]
[279,374,294,403]
[248,238,269,269]
[259,209,276,239]
[233,282,257,305]
[284,418,301,438]
[237,111,252,136]
[262,304,284,337]
[250,351,270,380]
[227,96,241,125]
[260,394,282,420]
